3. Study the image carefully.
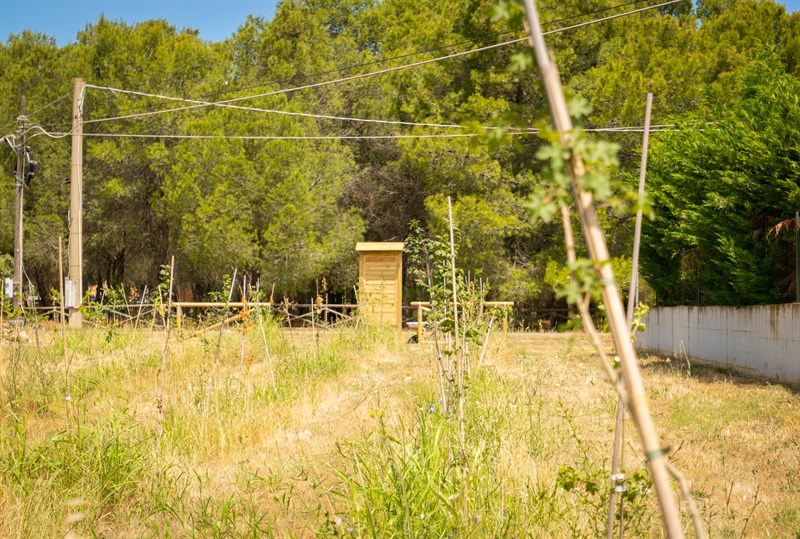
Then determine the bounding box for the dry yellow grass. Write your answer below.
[0,324,798,536]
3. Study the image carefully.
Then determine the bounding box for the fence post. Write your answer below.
[176,304,182,333]
[417,302,423,343]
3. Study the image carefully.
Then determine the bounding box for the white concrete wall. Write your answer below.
[636,304,800,383]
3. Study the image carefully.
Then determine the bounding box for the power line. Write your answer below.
[0,94,71,134]
[81,86,477,130]
[33,124,680,142]
[1,134,16,149]
[41,132,488,141]
[26,93,71,119]
[82,0,681,126]
[220,0,664,98]
[27,125,73,139]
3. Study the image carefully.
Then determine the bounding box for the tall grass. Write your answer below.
[0,319,797,536]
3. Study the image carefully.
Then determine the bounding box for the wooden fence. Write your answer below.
[4,300,514,339]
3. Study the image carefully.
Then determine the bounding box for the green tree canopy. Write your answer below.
[642,56,800,305]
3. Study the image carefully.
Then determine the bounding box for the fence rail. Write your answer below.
[2,300,516,338]
[409,301,514,343]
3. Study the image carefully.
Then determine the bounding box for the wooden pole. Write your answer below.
[13,96,26,310]
[521,3,684,537]
[68,78,84,328]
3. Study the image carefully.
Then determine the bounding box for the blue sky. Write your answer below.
[0,0,280,45]
[1,0,799,46]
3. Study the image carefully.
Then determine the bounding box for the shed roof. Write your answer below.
[355,242,404,252]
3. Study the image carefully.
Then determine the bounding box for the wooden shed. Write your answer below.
[356,242,404,328]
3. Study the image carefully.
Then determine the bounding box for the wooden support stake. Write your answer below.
[521,3,684,537]
[156,255,175,443]
[609,92,652,539]
[417,302,423,343]
[185,312,244,339]
[626,92,653,326]
[58,237,66,363]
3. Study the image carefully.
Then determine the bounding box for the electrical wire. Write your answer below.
[1,151,14,173]
[39,132,489,140]
[219,0,665,99]
[27,125,73,139]
[32,124,681,142]
[80,88,476,129]
[26,93,71,119]
[83,0,681,126]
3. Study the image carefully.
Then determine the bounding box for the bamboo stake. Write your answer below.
[255,280,277,394]
[58,236,70,424]
[521,2,684,536]
[204,269,237,419]
[238,276,247,387]
[627,92,652,325]
[134,285,147,331]
[310,296,318,361]
[448,196,460,358]
[608,92,653,539]
[447,196,469,522]
[478,317,494,367]
[156,255,175,445]
[58,238,67,367]
[121,282,132,328]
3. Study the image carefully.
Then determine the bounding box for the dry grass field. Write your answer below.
[0,320,798,537]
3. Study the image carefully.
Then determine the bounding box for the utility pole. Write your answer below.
[68,78,84,328]
[13,95,26,311]
[521,2,685,537]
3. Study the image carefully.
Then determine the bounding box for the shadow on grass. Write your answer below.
[638,352,800,395]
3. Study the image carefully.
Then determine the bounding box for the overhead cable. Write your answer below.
[222,0,664,98]
[34,124,679,142]
[83,0,681,125]
[40,132,487,140]
[26,93,72,119]
[81,88,478,129]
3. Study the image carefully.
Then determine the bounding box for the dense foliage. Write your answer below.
[643,57,800,305]
[1,0,798,313]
